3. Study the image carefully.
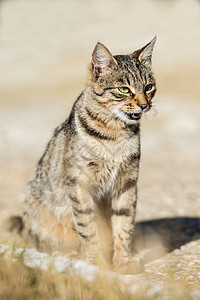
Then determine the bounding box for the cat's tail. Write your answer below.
[7,216,24,235]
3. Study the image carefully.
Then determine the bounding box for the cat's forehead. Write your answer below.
[112,55,150,87]
[114,54,137,69]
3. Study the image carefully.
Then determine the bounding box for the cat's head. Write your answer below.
[88,37,156,125]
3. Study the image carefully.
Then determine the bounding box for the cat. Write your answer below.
[19,37,157,274]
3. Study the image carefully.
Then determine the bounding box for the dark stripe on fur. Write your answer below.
[78,231,95,240]
[70,196,80,204]
[128,153,141,161]
[77,232,88,239]
[121,178,137,195]
[123,228,134,236]
[132,200,137,209]
[128,124,140,135]
[66,177,77,186]
[73,206,93,216]
[126,76,131,86]
[85,108,97,120]
[78,115,115,141]
[77,222,89,227]
[88,161,98,167]
[112,208,131,217]
[85,108,107,127]
[110,92,123,99]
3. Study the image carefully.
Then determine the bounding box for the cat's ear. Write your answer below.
[131,36,156,66]
[92,42,117,77]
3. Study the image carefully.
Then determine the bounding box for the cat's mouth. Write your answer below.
[122,111,142,121]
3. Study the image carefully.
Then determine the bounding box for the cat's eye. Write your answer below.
[145,84,154,92]
[118,87,130,94]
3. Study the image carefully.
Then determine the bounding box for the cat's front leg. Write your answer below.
[70,186,102,263]
[111,185,143,274]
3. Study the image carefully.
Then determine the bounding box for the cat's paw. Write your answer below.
[113,255,144,275]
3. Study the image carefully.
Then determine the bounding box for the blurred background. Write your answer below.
[0,0,200,240]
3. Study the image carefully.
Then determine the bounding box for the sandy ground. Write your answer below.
[0,0,200,291]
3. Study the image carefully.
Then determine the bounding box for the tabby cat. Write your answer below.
[22,37,156,274]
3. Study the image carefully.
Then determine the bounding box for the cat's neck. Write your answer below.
[76,89,140,141]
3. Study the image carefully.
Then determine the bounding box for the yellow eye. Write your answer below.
[118,87,130,94]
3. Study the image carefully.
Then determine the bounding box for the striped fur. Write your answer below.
[22,38,156,274]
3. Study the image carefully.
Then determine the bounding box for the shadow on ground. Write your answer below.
[134,217,200,263]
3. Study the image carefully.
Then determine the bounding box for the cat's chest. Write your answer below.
[78,132,139,163]
[79,135,140,197]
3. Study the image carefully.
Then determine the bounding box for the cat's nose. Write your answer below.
[138,103,148,110]
[132,92,147,109]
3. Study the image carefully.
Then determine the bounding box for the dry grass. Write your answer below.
[0,246,197,300]
[0,254,130,300]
